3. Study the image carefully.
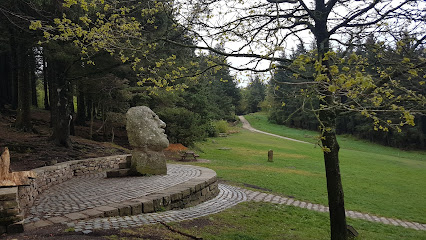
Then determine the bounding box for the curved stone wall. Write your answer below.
[0,155,218,234]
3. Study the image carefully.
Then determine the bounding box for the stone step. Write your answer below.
[118,162,129,169]
[106,169,131,178]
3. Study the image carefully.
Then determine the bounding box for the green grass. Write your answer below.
[189,113,426,225]
[244,112,426,161]
[169,202,426,240]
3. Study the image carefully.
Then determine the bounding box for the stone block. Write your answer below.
[0,214,24,224]
[163,195,171,207]
[106,169,131,178]
[64,212,87,221]
[127,201,142,215]
[47,216,69,224]
[0,187,17,201]
[201,187,208,196]
[95,206,119,217]
[118,162,129,169]
[7,221,24,233]
[109,203,131,216]
[79,209,104,218]
[170,192,183,202]
[0,225,7,234]
[209,182,218,191]
[142,200,154,213]
[0,200,18,210]
[0,208,20,216]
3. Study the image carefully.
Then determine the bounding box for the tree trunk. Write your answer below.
[49,59,72,148]
[9,34,18,110]
[75,79,86,126]
[42,53,50,110]
[30,49,38,108]
[15,43,32,131]
[320,108,348,240]
[314,1,347,239]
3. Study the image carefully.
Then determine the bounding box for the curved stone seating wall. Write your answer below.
[18,155,130,213]
[1,155,219,234]
[1,154,128,234]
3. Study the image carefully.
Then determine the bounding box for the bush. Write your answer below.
[156,107,206,146]
[214,120,229,133]
[206,121,218,137]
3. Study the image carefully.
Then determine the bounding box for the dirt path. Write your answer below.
[238,116,311,144]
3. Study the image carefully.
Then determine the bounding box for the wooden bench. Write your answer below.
[180,151,200,161]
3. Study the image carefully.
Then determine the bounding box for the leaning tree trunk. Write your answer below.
[314,1,348,239]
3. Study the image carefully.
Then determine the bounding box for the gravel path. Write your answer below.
[238,116,311,144]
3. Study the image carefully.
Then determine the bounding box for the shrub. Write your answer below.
[156,107,206,146]
[214,120,229,133]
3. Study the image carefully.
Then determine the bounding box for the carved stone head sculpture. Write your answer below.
[126,106,169,151]
[126,106,168,175]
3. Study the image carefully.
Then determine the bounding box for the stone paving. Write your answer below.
[72,184,246,232]
[25,164,202,221]
[69,184,425,233]
[25,164,425,233]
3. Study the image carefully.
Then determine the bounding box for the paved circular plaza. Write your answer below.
[27,164,202,220]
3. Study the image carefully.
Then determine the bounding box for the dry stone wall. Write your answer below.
[0,154,129,234]
[18,155,129,213]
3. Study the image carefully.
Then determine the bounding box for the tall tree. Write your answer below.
[246,76,266,113]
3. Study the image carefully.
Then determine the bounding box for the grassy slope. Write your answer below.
[171,202,426,240]
[190,113,426,224]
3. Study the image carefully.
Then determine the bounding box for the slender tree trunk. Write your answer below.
[69,80,75,136]
[9,34,18,110]
[43,52,50,110]
[89,101,94,139]
[30,49,38,108]
[75,79,86,126]
[314,1,347,239]
[15,43,32,131]
[320,108,347,240]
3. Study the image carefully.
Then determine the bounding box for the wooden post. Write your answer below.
[268,149,273,162]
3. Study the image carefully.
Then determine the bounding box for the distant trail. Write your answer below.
[238,116,311,144]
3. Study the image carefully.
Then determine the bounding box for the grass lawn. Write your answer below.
[188,112,426,226]
[114,202,426,240]
[172,202,426,240]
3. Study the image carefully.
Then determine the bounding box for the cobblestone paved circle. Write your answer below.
[29,164,201,219]
[73,184,247,231]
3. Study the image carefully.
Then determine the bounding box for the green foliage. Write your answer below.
[268,41,426,149]
[245,77,266,113]
[156,107,206,146]
[213,120,229,134]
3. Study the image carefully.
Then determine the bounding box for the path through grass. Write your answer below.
[190,113,426,225]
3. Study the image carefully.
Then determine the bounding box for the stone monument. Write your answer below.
[126,106,169,175]
[107,106,169,177]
